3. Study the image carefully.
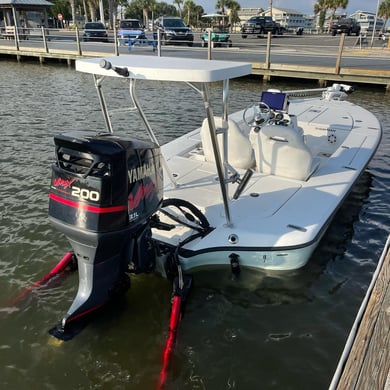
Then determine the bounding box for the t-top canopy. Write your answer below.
[75,55,252,83]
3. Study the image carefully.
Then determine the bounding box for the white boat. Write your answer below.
[47,55,381,335]
[74,55,381,272]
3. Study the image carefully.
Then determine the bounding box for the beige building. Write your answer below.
[349,10,384,32]
[264,7,314,32]
[237,8,264,23]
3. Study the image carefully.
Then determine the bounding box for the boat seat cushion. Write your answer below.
[259,124,316,181]
[200,116,254,170]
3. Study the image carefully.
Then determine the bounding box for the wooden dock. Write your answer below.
[330,235,390,390]
[1,38,390,88]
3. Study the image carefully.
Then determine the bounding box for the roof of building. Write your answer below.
[0,0,52,6]
[271,7,306,15]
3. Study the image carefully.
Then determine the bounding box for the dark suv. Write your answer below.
[155,16,193,46]
[241,16,281,38]
[330,18,361,36]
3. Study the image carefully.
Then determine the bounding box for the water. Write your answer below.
[0,60,389,390]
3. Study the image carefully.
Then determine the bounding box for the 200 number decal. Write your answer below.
[71,186,100,201]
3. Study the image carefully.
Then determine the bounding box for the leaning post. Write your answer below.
[42,26,49,53]
[75,27,82,56]
[263,31,272,82]
[335,33,345,75]
[207,28,212,60]
[14,26,20,51]
[157,29,161,57]
[265,31,271,69]
[114,24,119,56]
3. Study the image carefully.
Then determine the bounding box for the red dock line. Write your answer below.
[158,295,182,389]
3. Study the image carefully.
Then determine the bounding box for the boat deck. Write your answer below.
[331,235,390,389]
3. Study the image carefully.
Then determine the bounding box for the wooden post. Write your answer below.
[13,26,19,51]
[75,27,81,56]
[207,29,212,60]
[157,29,161,57]
[335,33,345,75]
[114,24,119,56]
[265,31,271,70]
[42,26,48,53]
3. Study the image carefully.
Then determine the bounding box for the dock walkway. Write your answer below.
[1,33,390,87]
[330,235,390,390]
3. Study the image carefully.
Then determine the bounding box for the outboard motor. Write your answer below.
[48,131,163,338]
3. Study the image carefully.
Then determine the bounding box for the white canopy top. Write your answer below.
[201,13,226,18]
[75,55,252,83]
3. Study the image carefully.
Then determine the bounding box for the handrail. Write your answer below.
[1,29,389,86]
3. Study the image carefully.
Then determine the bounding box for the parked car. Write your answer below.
[330,18,361,36]
[201,27,233,47]
[155,16,193,46]
[117,19,146,46]
[201,26,232,48]
[200,14,232,48]
[296,26,304,35]
[83,22,108,42]
[241,16,282,38]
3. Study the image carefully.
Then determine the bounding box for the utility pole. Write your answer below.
[270,0,273,17]
[370,0,380,47]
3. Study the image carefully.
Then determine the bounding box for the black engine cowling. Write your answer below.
[48,131,163,336]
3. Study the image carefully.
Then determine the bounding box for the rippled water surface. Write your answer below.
[0,59,389,390]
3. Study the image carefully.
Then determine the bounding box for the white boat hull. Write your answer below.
[155,98,381,271]
[74,56,382,273]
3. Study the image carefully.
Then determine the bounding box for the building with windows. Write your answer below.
[237,8,264,23]
[236,7,384,34]
[263,7,314,32]
[349,10,384,32]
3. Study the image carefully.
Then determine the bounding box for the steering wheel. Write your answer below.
[243,101,271,128]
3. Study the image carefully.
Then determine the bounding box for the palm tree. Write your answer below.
[193,5,204,28]
[173,0,183,17]
[328,0,348,31]
[87,0,98,22]
[183,0,196,26]
[313,0,337,32]
[68,0,76,26]
[378,0,390,32]
[215,0,228,15]
[227,0,240,32]
[140,0,156,28]
[215,0,239,30]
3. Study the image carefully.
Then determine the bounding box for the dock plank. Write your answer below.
[335,243,390,390]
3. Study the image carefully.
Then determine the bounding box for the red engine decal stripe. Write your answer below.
[49,193,127,214]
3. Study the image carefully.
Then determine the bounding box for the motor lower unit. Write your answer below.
[48,131,163,338]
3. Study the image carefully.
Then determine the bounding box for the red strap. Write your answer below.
[158,295,182,389]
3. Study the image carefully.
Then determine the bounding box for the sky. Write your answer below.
[196,0,379,16]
